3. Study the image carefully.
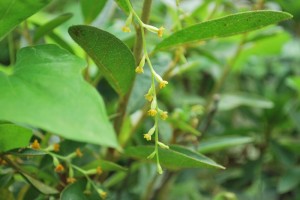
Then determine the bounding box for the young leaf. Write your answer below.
[80,0,108,24]
[69,25,135,96]
[0,44,119,148]
[0,0,52,41]
[0,124,32,152]
[155,10,292,51]
[125,145,225,170]
[33,13,73,42]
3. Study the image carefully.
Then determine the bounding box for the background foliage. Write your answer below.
[0,0,299,200]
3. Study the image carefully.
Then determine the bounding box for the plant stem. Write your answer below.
[133,0,153,61]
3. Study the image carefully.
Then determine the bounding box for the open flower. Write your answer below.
[122,26,131,32]
[76,148,83,157]
[157,26,165,37]
[135,66,144,73]
[31,139,40,150]
[143,126,156,141]
[159,80,168,89]
[147,109,157,116]
[160,111,168,120]
[55,164,65,173]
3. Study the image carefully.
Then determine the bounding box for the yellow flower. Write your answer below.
[67,177,76,184]
[122,26,131,33]
[160,111,168,120]
[96,166,103,175]
[31,139,40,150]
[144,133,151,141]
[157,26,165,37]
[144,93,153,102]
[53,143,60,152]
[148,109,157,116]
[99,191,107,199]
[135,66,144,74]
[76,148,83,157]
[159,80,168,89]
[55,164,65,173]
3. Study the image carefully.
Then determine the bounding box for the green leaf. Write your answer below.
[82,160,127,172]
[278,168,300,194]
[0,124,32,152]
[0,44,118,148]
[0,188,14,200]
[8,148,47,156]
[33,13,73,42]
[155,11,292,51]
[69,25,135,96]
[198,136,253,154]
[114,0,130,14]
[80,0,108,24]
[0,0,52,41]
[125,145,225,170]
[286,76,300,93]
[60,180,101,200]
[218,93,274,111]
[21,172,59,195]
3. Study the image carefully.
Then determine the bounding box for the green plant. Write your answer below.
[0,0,299,199]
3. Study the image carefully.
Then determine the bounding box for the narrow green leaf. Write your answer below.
[80,0,108,24]
[198,136,253,154]
[0,188,14,200]
[0,44,119,148]
[218,93,274,110]
[69,25,135,96]
[125,145,225,170]
[286,76,300,93]
[155,10,292,51]
[0,0,52,41]
[82,160,127,172]
[33,13,73,42]
[0,124,32,152]
[8,148,47,156]
[21,172,59,195]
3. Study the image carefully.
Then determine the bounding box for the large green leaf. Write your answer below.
[0,124,32,152]
[155,10,292,51]
[82,160,127,172]
[33,13,73,42]
[0,0,51,41]
[0,44,118,148]
[125,145,225,170]
[69,25,135,96]
[80,0,108,24]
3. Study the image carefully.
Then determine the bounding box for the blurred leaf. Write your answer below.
[82,160,127,172]
[155,11,292,51]
[8,148,47,156]
[125,145,225,170]
[69,25,135,96]
[0,188,14,200]
[286,76,300,93]
[103,171,127,188]
[0,124,32,152]
[60,179,101,200]
[198,136,253,154]
[218,93,274,110]
[33,13,73,42]
[234,31,290,69]
[114,0,130,13]
[278,168,300,194]
[169,118,201,136]
[80,0,108,24]
[47,31,74,53]
[0,44,118,148]
[0,0,51,41]
[21,172,58,194]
